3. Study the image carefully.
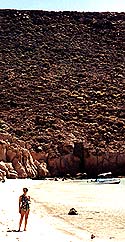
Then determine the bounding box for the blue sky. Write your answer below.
[0,0,125,12]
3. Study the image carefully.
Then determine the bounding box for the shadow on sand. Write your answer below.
[7,229,23,232]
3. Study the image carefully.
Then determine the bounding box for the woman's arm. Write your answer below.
[19,196,22,213]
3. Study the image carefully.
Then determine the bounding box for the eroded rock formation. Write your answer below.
[0,133,82,179]
[0,132,124,179]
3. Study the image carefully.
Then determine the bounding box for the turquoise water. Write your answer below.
[31,178,125,241]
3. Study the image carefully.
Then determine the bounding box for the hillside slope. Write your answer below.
[0,10,124,156]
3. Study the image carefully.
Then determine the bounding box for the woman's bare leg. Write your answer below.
[19,210,25,231]
[24,210,29,231]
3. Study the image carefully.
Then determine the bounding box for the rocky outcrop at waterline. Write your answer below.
[0,133,81,179]
[0,10,124,177]
[0,132,124,179]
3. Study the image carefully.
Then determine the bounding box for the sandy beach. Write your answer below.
[0,179,124,242]
[0,179,86,242]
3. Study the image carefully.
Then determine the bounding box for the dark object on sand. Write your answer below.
[91,234,95,239]
[68,208,78,215]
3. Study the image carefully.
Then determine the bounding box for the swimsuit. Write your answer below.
[20,194,30,211]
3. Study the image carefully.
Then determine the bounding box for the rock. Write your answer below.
[34,159,40,167]
[0,175,3,181]
[91,234,95,239]
[0,10,124,159]
[0,168,6,177]
[0,161,8,174]
[0,140,7,162]
[4,162,14,171]
[0,168,6,180]
[76,172,87,179]
[0,132,125,179]
[0,10,124,177]
[7,170,18,179]
[31,150,48,163]
[60,154,81,176]
[68,208,78,215]
[37,162,50,178]
[58,142,74,155]
[12,158,27,178]
[22,148,37,178]
[48,154,81,177]
[47,157,60,177]
[6,148,17,162]
[84,148,125,177]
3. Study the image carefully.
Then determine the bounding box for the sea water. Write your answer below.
[0,178,125,241]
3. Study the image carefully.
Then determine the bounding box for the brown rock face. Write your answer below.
[48,154,81,177]
[0,138,50,179]
[84,148,125,177]
[12,158,27,178]
[0,10,124,177]
[0,141,7,162]
[37,162,50,177]
[0,136,81,178]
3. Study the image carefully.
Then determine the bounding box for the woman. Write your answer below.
[18,188,31,231]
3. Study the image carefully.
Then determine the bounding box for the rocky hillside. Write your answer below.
[0,10,125,159]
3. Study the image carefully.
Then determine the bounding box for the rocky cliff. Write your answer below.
[0,10,125,178]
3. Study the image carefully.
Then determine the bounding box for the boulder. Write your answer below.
[12,158,27,178]
[76,172,87,179]
[0,161,8,174]
[0,133,12,143]
[22,148,38,178]
[0,174,3,181]
[0,168,6,180]
[0,168,6,176]
[7,170,18,179]
[91,234,95,239]
[38,162,50,177]
[0,140,7,162]
[34,159,41,167]
[6,148,17,162]
[31,150,48,163]
[68,208,78,215]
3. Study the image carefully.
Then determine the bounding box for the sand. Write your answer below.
[0,179,122,242]
[0,179,86,242]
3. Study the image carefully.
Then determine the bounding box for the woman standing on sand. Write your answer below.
[18,188,31,231]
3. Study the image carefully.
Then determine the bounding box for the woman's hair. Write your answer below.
[23,188,28,192]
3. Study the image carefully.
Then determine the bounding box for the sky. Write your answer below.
[0,0,125,12]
